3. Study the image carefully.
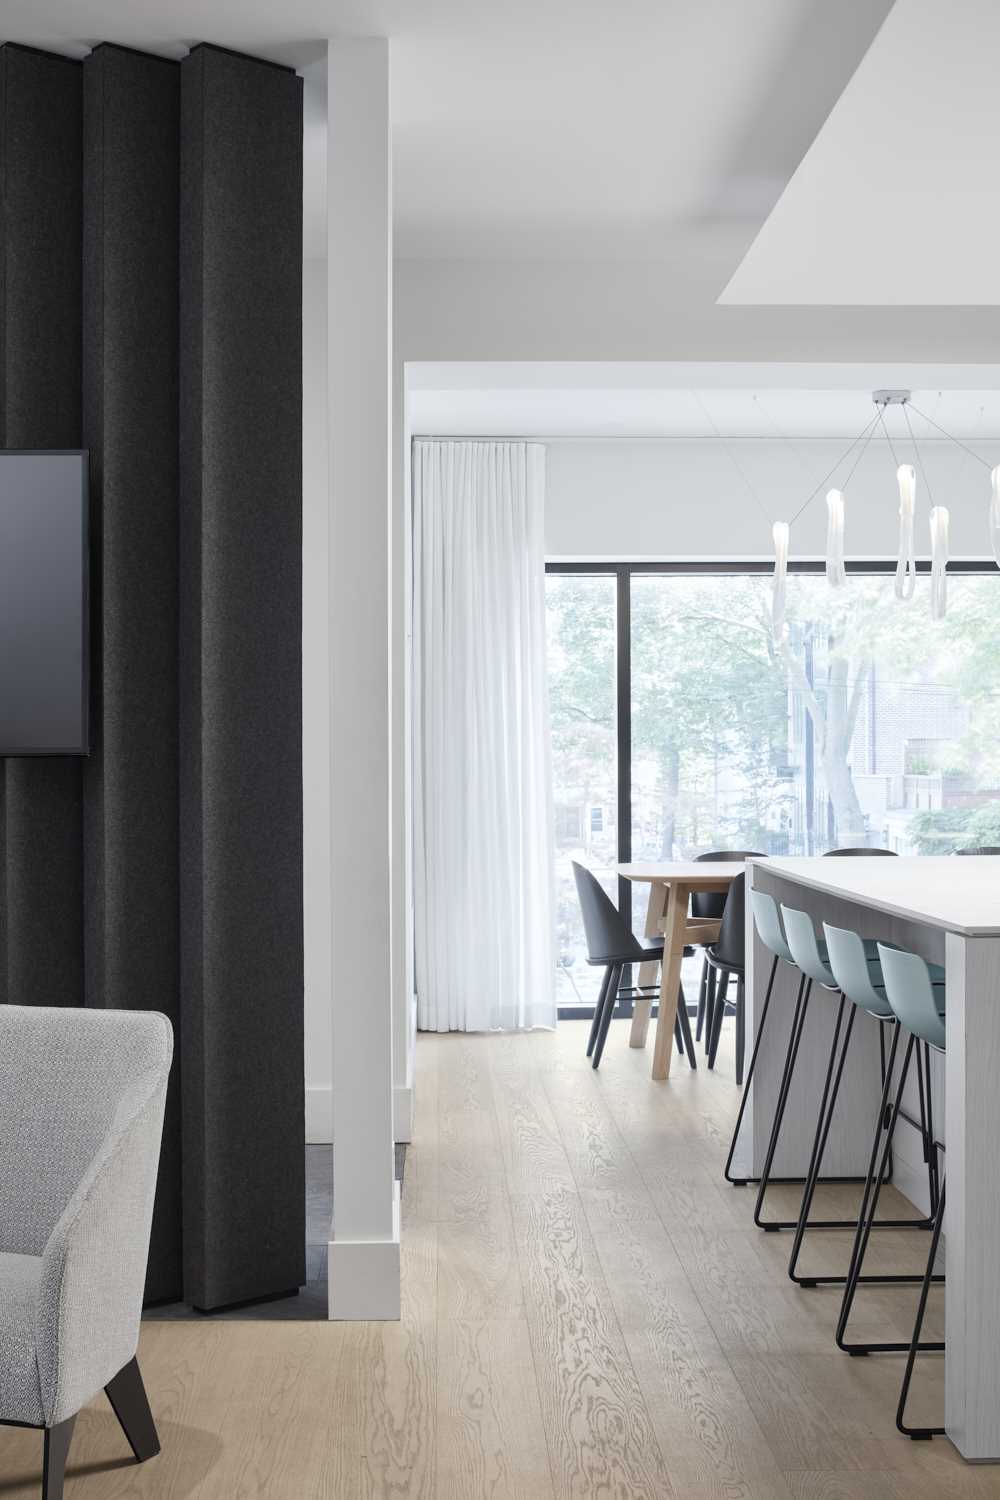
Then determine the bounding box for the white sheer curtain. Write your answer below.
[412,440,556,1032]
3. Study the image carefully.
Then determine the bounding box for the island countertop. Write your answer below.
[752,854,1000,937]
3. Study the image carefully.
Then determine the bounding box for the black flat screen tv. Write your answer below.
[0,451,89,755]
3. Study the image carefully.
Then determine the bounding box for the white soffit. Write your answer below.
[719,0,1000,306]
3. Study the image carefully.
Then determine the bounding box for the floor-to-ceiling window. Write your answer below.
[547,562,1000,1011]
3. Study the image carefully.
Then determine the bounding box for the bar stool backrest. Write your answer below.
[749,888,793,964]
[823,847,897,857]
[876,944,946,1052]
[572,862,640,965]
[822,922,893,1019]
[692,850,763,920]
[781,903,836,987]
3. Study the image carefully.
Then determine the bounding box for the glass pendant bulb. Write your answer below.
[895,464,917,601]
[929,505,949,620]
[825,489,846,588]
[772,521,789,639]
[991,466,1000,568]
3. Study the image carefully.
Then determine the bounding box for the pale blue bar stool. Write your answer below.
[782,921,940,1291]
[840,945,946,1441]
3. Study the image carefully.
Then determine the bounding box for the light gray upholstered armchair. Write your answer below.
[0,1005,173,1500]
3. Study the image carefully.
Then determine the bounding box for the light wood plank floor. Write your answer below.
[3,1018,1000,1498]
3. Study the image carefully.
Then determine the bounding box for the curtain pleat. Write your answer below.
[413,440,555,1032]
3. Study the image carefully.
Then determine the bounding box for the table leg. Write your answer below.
[945,931,1000,1461]
[630,881,667,1048]
[652,881,690,1081]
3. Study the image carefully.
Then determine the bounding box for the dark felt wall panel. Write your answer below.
[179,45,304,1310]
[82,43,182,1303]
[0,44,85,1008]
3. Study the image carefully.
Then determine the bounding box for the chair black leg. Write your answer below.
[703,964,719,1056]
[707,970,728,1069]
[105,1356,161,1463]
[676,982,697,1069]
[735,975,746,1087]
[696,961,708,1042]
[724,954,778,1184]
[592,964,622,1070]
[897,1175,946,1439]
[43,1415,77,1500]
[586,966,614,1058]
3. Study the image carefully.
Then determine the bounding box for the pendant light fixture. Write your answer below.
[929,506,949,621]
[825,489,846,588]
[772,521,789,639]
[768,388,997,625]
[894,463,917,601]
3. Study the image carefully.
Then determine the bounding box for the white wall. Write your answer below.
[544,437,1000,560]
[303,254,331,1142]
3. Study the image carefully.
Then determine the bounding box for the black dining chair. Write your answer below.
[704,873,747,1082]
[823,846,897,857]
[572,862,697,1071]
[955,846,1000,854]
[692,851,763,1049]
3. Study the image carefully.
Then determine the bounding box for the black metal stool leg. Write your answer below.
[753,975,811,1228]
[586,965,614,1058]
[724,954,778,1184]
[591,963,622,1070]
[897,1175,946,1440]
[836,1034,944,1354]
[787,993,851,1278]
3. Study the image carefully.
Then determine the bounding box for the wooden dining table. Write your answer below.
[618,860,748,1080]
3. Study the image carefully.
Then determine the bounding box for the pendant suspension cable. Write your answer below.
[839,411,879,493]
[876,403,902,470]
[903,401,935,507]
[907,400,995,470]
[693,390,774,530]
[788,412,881,528]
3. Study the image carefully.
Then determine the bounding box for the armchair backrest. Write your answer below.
[0,1006,173,1257]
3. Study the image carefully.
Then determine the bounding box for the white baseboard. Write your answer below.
[328,1180,401,1320]
[305,1084,332,1143]
[307,1084,413,1145]
[393,1084,413,1143]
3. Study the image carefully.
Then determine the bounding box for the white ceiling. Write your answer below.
[407,364,1000,439]
[721,0,1000,304]
[4,0,890,263]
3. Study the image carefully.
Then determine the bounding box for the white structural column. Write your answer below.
[327,37,400,1320]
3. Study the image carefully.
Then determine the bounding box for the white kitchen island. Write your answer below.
[742,856,1000,1462]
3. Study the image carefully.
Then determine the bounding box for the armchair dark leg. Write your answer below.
[105,1357,160,1463]
[43,1415,77,1500]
